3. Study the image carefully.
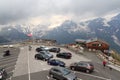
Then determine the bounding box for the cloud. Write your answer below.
[0,0,120,25]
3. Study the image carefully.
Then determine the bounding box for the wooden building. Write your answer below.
[75,39,86,47]
[86,39,109,52]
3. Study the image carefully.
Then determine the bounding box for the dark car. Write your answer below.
[47,59,65,67]
[39,51,53,58]
[49,48,60,53]
[36,47,43,52]
[70,61,94,73]
[0,68,7,80]
[35,53,52,61]
[56,52,72,59]
[3,50,10,57]
[49,66,77,80]
[36,46,50,52]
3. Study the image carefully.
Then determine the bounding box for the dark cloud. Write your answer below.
[0,0,120,25]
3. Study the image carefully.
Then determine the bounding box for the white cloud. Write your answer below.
[0,0,120,27]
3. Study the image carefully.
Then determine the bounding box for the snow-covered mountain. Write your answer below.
[0,13,120,53]
[42,13,120,53]
[0,26,29,42]
[0,24,50,43]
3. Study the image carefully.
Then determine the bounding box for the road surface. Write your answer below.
[0,45,119,80]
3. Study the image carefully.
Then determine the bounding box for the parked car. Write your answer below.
[3,50,11,57]
[47,59,65,67]
[39,51,53,58]
[49,66,77,80]
[49,48,60,53]
[36,46,50,52]
[56,52,72,59]
[35,53,52,61]
[0,68,7,80]
[70,61,94,73]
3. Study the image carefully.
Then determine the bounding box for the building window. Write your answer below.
[92,44,97,46]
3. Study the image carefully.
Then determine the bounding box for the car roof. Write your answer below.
[78,61,93,64]
[60,52,69,54]
[39,51,46,53]
[51,66,66,71]
[51,59,62,62]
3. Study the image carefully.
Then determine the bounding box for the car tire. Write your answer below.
[35,56,38,60]
[71,67,75,70]
[48,62,50,65]
[49,74,53,78]
[63,78,68,80]
[86,70,90,73]
[43,59,47,61]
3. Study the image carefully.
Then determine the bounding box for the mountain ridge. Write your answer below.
[0,13,120,53]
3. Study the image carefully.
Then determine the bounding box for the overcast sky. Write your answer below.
[0,0,120,28]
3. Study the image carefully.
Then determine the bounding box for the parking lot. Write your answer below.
[9,45,115,80]
[0,47,20,80]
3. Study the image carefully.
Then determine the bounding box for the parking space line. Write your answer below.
[27,49,31,80]
[0,55,18,61]
[42,68,47,71]
[1,61,16,67]
[5,66,14,70]
[47,75,57,80]
[7,71,13,75]
[0,58,17,65]
[75,71,111,80]
[47,75,50,79]
[77,78,83,80]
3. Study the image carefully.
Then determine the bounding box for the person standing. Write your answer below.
[29,45,32,51]
[103,60,107,68]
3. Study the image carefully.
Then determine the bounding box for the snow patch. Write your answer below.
[68,22,90,34]
[111,35,120,46]
[103,20,110,27]
[116,29,119,32]
[103,13,119,27]
[97,29,103,31]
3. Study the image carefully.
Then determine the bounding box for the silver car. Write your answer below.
[49,66,77,80]
[39,51,53,58]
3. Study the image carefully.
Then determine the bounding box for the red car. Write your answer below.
[70,61,94,73]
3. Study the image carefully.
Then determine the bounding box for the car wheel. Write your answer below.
[35,56,38,60]
[63,78,68,80]
[49,74,53,78]
[71,67,75,70]
[86,70,90,73]
[43,59,47,61]
[48,62,50,65]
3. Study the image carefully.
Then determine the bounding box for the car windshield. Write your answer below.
[56,60,61,63]
[45,55,49,58]
[42,54,49,58]
[40,51,49,55]
[62,68,71,75]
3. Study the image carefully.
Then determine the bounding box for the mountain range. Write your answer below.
[0,13,120,53]
[42,13,120,53]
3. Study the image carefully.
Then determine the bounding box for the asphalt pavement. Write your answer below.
[0,47,20,80]
[1,45,120,80]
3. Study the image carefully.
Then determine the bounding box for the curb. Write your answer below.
[107,64,120,72]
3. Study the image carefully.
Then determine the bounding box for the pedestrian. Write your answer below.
[103,60,107,68]
[29,45,32,51]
